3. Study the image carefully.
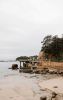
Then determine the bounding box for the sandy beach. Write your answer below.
[39,76,63,100]
[0,73,48,100]
[0,74,36,100]
[39,77,63,94]
[0,71,63,100]
[0,73,54,100]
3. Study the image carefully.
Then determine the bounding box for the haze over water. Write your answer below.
[0,61,19,77]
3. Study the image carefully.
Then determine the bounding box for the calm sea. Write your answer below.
[0,61,20,78]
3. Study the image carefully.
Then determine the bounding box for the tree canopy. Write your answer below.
[41,35,63,61]
[16,56,29,61]
[29,55,38,61]
[16,55,38,61]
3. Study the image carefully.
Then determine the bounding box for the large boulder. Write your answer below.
[12,64,18,70]
[40,96,47,100]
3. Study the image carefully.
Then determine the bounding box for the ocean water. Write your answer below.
[0,61,20,78]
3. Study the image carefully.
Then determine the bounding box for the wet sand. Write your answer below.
[0,73,62,100]
[0,73,44,100]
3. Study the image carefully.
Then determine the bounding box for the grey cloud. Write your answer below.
[0,0,63,59]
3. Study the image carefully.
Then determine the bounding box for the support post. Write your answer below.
[20,61,21,69]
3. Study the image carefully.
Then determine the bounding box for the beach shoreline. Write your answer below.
[0,72,62,100]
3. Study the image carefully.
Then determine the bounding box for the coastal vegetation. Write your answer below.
[29,55,38,61]
[16,55,38,61]
[41,35,63,62]
[16,56,29,61]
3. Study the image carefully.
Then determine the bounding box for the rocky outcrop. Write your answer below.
[40,96,47,100]
[12,64,18,70]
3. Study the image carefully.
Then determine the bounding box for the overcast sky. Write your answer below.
[0,0,63,60]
